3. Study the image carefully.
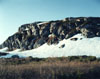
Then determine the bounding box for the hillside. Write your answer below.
[0,17,100,58]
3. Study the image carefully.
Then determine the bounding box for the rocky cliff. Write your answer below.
[0,17,100,51]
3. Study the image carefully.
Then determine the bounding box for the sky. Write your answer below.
[0,0,100,44]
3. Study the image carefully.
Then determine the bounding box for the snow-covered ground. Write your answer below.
[0,34,100,58]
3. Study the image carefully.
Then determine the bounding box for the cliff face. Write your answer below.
[0,17,100,51]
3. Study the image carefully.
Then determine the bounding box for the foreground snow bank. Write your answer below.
[0,34,100,58]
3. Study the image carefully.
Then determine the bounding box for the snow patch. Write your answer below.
[37,22,48,26]
[0,47,8,52]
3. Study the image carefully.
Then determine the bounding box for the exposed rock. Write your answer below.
[33,37,46,48]
[96,32,100,36]
[59,44,65,48]
[65,28,78,39]
[0,45,4,49]
[81,28,95,38]
[0,52,8,56]
[47,34,59,45]
[11,55,19,58]
[70,38,78,41]
[80,38,83,40]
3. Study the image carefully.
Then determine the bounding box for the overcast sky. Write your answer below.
[0,0,100,44]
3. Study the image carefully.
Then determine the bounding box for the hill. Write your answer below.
[0,17,100,58]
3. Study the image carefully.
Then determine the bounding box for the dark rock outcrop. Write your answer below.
[11,55,19,58]
[1,17,100,51]
[0,52,9,56]
[59,44,65,48]
[70,38,78,41]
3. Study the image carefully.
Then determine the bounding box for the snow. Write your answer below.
[0,34,100,58]
[37,22,48,26]
[0,47,8,52]
[25,28,29,31]
[48,34,55,37]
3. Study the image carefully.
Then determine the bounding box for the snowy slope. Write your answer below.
[0,34,100,58]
